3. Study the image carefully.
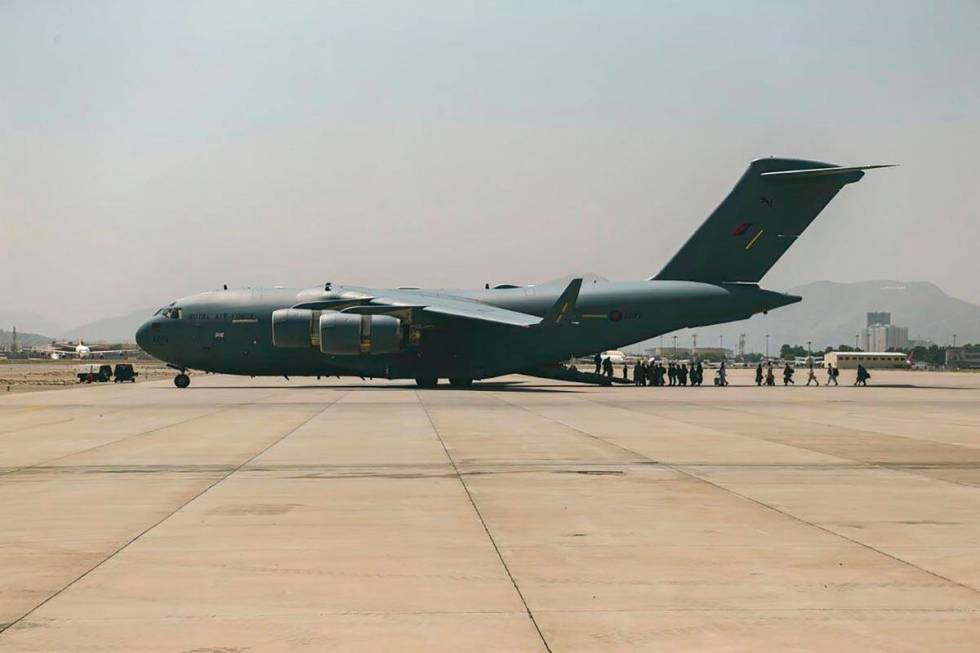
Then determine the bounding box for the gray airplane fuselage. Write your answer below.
[135,281,797,380]
[135,158,889,384]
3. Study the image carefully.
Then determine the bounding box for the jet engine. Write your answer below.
[271,308,403,355]
[271,308,317,348]
[319,311,402,355]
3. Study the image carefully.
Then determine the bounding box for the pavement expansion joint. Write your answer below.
[418,390,554,653]
[0,391,348,636]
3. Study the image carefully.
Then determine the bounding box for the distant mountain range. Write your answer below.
[0,309,64,339]
[56,308,156,343]
[0,328,52,348]
[643,280,980,353]
[3,280,978,348]
[0,308,153,344]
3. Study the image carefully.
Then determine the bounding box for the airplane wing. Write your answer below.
[343,278,583,329]
[345,296,540,327]
[421,299,542,327]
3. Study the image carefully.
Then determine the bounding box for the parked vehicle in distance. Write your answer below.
[113,364,139,383]
[77,363,113,383]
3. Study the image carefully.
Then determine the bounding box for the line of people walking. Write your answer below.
[593,355,729,387]
[591,352,872,387]
[753,360,870,386]
[630,360,712,386]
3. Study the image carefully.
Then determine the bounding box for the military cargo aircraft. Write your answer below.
[136,158,891,388]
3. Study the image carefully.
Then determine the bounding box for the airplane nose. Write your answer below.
[135,321,152,352]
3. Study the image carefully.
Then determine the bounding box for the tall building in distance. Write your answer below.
[867,311,891,327]
[865,324,909,351]
[864,312,907,351]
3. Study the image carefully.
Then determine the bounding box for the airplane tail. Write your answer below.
[653,158,893,283]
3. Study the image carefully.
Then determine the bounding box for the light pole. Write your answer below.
[807,340,812,356]
[855,334,859,351]
[953,334,957,348]
[765,334,770,359]
[672,335,677,359]
[692,333,697,358]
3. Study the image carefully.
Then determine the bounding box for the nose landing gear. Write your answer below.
[174,373,190,388]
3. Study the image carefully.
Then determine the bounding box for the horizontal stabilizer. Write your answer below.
[760,164,896,179]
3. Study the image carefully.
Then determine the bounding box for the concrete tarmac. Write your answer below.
[1,370,979,651]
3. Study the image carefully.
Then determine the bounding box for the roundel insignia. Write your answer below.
[608,309,623,323]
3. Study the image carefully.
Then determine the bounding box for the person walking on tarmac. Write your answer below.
[593,353,602,375]
[622,362,630,382]
[695,361,704,386]
[718,360,729,386]
[677,363,688,386]
[765,362,776,386]
[602,356,614,379]
[667,363,676,386]
[805,361,819,386]
[783,362,795,385]
[755,363,764,386]
[855,364,871,386]
[826,363,839,386]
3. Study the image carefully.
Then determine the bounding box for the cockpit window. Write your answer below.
[156,305,182,319]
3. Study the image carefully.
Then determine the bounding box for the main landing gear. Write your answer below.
[415,377,474,389]
[174,373,190,388]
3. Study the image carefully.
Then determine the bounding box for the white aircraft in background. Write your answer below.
[601,350,629,364]
[45,340,136,360]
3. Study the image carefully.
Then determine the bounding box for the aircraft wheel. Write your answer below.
[448,378,473,388]
[174,373,190,389]
[415,377,438,389]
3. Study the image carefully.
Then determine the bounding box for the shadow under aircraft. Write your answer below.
[136,158,892,388]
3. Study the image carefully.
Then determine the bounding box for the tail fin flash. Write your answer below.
[654,158,894,283]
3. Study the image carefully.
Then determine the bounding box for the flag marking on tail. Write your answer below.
[745,229,765,250]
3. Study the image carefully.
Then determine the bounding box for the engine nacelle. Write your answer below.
[271,308,316,348]
[319,312,403,355]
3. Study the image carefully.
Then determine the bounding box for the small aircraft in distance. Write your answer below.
[45,339,137,360]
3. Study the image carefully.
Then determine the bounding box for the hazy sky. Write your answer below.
[2,1,979,326]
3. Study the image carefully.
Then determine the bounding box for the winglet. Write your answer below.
[540,278,582,326]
